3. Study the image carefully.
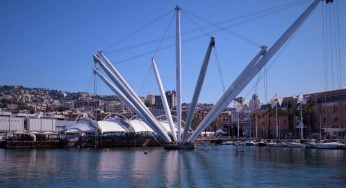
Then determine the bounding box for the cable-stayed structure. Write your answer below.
[93,0,331,147]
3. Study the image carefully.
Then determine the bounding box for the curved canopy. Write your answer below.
[64,119,96,133]
[128,119,154,133]
[159,120,184,136]
[98,119,129,134]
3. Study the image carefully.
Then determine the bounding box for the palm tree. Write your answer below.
[303,103,315,136]
[262,105,275,139]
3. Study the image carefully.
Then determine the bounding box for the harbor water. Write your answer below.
[0,146,345,187]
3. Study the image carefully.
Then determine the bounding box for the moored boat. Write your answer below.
[315,140,345,149]
[257,140,267,146]
[285,140,304,148]
[267,140,285,147]
[220,141,234,145]
[245,140,257,146]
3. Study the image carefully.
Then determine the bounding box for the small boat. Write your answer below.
[285,140,304,148]
[233,140,246,146]
[220,141,234,145]
[315,140,344,149]
[305,139,317,148]
[257,140,267,147]
[245,140,257,146]
[267,140,285,147]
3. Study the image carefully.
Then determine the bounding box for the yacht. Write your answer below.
[315,140,345,149]
[285,140,304,148]
[267,140,285,147]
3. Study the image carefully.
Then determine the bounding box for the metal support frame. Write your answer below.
[93,55,172,142]
[182,36,215,143]
[97,52,153,116]
[187,0,321,143]
[175,5,182,143]
[187,47,266,142]
[152,58,177,142]
[93,68,171,142]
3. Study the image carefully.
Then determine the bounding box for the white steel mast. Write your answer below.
[151,58,177,142]
[175,5,182,143]
[93,55,172,142]
[182,36,215,143]
[187,0,321,143]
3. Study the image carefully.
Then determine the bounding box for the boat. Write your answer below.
[257,140,267,146]
[305,139,318,148]
[284,140,304,148]
[266,140,285,147]
[233,140,246,146]
[245,140,257,146]
[315,140,345,149]
[220,141,234,145]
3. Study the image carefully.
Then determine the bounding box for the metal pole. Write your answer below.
[175,5,182,143]
[8,115,11,136]
[93,55,164,125]
[93,68,172,143]
[97,52,153,116]
[300,104,303,139]
[187,47,266,143]
[187,0,321,143]
[276,102,278,139]
[249,114,252,139]
[151,58,177,142]
[182,36,215,143]
[237,111,240,138]
[255,112,258,138]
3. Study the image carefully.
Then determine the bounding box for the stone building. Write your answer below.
[255,88,346,139]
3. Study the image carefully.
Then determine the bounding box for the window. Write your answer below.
[323,117,326,123]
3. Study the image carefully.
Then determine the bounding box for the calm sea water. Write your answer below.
[0,146,345,187]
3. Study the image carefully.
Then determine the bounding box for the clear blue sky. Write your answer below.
[1,0,345,104]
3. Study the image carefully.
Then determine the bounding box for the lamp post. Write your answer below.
[234,97,244,138]
[296,93,305,139]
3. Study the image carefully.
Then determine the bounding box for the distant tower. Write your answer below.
[165,90,176,109]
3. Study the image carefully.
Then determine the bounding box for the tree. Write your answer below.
[262,105,275,139]
[303,103,315,136]
[191,116,202,130]
[210,118,222,132]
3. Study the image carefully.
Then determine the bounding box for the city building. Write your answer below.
[256,88,346,139]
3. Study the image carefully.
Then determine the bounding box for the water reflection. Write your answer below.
[0,147,345,187]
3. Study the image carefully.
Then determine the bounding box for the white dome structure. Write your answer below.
[128,119,154,134]
[64,118,97,134]
[97,118,129,135]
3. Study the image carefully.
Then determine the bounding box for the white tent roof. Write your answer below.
[128,119,154,133]
[98,119,128,134]
[159,120,184,135]
[64,119,96,133]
